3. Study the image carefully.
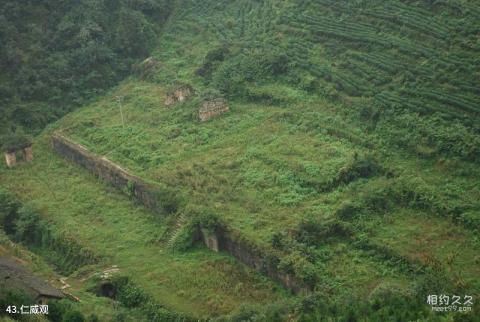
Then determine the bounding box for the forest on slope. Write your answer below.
[0,0,172,135]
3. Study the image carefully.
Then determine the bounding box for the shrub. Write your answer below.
[0,289,33,318]
[62,310,86,322]
[1,133,31,153]
[295,218,352,246]
[49,300,91,322]
[110,276,190,321]
[14,204,42,244]
[199,88,224,102]
[111,276,148,308]
[295,290,434,321]
[196,45,230,78]
[193,209,221,233]
[169,221,198,252]
[204,45,230,64]
[0,188,19,232]
[3,200,97,274]
[211,47,292,98]
[336,153,384,185]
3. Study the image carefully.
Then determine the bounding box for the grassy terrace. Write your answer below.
[51,79,480,301]
[0,136,286,319]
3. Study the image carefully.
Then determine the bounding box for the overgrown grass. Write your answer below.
[1,0,479,319]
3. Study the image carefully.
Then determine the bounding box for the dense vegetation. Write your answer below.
[172,0,480,162]
[0,134,31,153]
[0,0,479,321]
[0,0,172,135]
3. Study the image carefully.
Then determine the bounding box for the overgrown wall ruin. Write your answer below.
[199,227,309,294]
[52,134,161,210]
[52,134,309,294]
[165,85,194,107]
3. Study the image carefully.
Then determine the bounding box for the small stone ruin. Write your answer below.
[2,135,33,168]
[200,228,219,252]
[4,146,33,168]
[199,98,229,121]
[164,84,194,107]
[134,57,160,80]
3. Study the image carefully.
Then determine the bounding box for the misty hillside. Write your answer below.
[0,1,479,321]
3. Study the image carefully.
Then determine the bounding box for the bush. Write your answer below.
[196,45,230,78]
[154,187,183,215]
[0,289,34,318]
[3,200,97,274]
[199,88,224,102]
[336,201,362,220]
[48,300,90,322]
[0,188,19,232]
[62,310,86,322]
[295,290,434,321]
[110,276,190,321]
[210,47,292,98]
[204,46,230,64]
[1,133,31,153]
[193,209,221,233]
[278,252,317,285]
[295,218,352,246]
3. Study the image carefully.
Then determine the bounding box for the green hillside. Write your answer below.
[1,0,479,321]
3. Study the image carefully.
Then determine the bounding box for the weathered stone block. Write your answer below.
[199,99,229,121]
[4,152,16,168]
[23,147,33,162]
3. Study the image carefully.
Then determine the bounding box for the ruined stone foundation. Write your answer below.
[199,99,229,121]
